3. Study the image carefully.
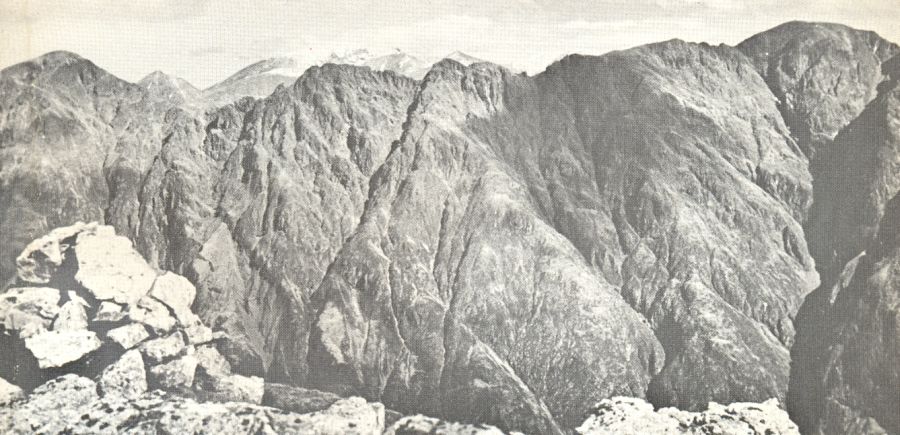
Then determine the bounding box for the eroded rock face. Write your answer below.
[576,396,799,434]
[738,21,900,159]
[788,56,900,435]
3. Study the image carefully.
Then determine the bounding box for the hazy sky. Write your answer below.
[1,0,898,88]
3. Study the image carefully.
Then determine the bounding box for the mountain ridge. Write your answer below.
[0,21,898,434]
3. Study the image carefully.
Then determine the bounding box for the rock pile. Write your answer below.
[576,397,799,434]
[0,222,388,434]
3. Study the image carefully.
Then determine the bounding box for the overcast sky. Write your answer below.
[1,0,898,88]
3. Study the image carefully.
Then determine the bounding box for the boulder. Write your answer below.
[182,317,215,344]
[74,228,157,305]
[387,415,505,434]
[24,329,102,368]
[0,286,61,337]
[196,372,265,404]
[14,222,90,284]
[575,397,799,434]
[128,294,177,333]
[261,382,342,414]
[2,384,385,434]
[98,349,147,399]
[195,344,231,375]
[148,354,198,390]
[0,376,23,406]
[106,322,150,349]
[93,301,126,322]
[279,396,385,435]
[148,272,197,324]
[139,331,187,364]
[0,374,99,434]
[51,292,89,331]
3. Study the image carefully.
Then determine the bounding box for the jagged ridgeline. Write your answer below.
[0,21,897,435]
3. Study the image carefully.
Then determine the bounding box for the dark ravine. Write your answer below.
[0,20,898,434]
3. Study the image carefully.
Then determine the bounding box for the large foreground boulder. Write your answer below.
[0,374,386,435]
[576,397,799,434]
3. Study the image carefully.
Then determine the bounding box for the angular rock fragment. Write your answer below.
[99,349,147,399]
[261,382,343,414]
[148,354,198,390]
[51,292,89,331]
[0,376,23,406]
[129,294,177,333]
[14,222,89,284]
[139,331,186,364]
[149,272,197,324]
[0,374,99,434]
[195,344,231,375]
[575,397,799,434]
[0,286,60,337]
[74,228,157,305]
[386,415,505,434]
[93,301,126,322]
[106,322,150,349]
[24,329,102,368]
[197,372,265,404]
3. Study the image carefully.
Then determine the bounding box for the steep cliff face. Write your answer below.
[788,55,900,435]
[531,42,816,413]
[738,21,899,160]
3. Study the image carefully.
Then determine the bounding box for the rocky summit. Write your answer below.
[0,19,898,435]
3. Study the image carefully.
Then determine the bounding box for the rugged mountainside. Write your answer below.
[201,50,489,108]
[738,21,899,161]
[0,224,796,435]
[787,55,900,435]
[0,21,897,434]
[201,57,304,107]
[139,70,202,109]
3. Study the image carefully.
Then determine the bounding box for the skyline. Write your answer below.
[1,0,899,88]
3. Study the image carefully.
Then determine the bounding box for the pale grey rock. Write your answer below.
[386,415,505,434]
[148,354,198,390]
[105,322,150,349]
[148,271,197,324]
[0,374,99,434]
[0,286,60,337]
[51,292,89,331]
[196,344,232,375]
[1,380,386,435]
[98,349,147,399]
[282,396,385,435]
[93,301,125,322]
[0,376,23,405]
[197,372,265,404]
[14,222,90,283]
[24,329,102,368]
[576,397,799,434]
[261,382,343,414]
[139,331,186,364]
[128,294,177,333]
[182,318,215,344]
[74,229,157,305]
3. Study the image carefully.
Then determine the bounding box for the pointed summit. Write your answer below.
[443,51,485,66]
[138,70,200,107]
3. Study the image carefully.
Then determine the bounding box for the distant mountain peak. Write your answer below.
[443,51,485,66]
